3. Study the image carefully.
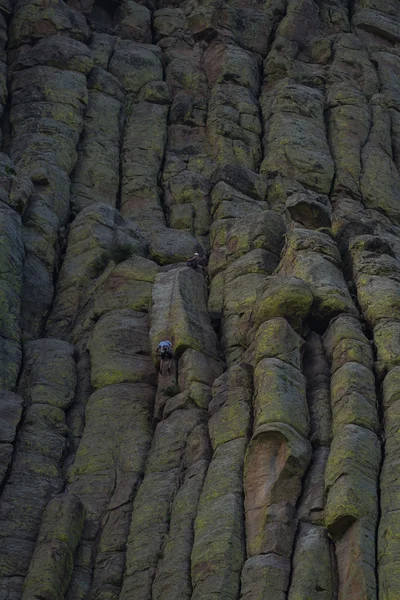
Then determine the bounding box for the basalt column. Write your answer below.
[45,204,157,600]
[8,25,93,338]
[120,266,221,600]
[0,340,77,599]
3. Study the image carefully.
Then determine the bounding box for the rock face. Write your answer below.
[1,0,400,599]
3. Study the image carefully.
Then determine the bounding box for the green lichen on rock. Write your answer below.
[22,494,84,600]
[254,358,309,437]
[325,425,380,534]
[89,309,156,388]
[253,275,313,329]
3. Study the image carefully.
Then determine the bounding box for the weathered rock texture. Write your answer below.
[0,0,399,598]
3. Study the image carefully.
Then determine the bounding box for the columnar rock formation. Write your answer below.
[0,0,400,598]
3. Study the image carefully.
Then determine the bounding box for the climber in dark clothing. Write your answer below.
[187,253,207,271]
[187,252,200,269]
[156,340,173,375]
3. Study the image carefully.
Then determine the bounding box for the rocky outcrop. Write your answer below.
[1,0,400,598]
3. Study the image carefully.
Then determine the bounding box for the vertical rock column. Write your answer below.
[107,14,206,263]
[264,58,380,600]
[207,168,272,324]
[205,44,261,173]
[121,408,209,600]
[204,38,266,291]
[258,249,365,599]
[207,174,286,365]
[260,0,336,210]
[259,0,337,232]
[120,266,220,600]
[69,252,159,459]
[249,232,344,599]
[54,239,156,600]
[0,0,31,390]
[154,7,212,249]
[260,80,334,202]
[47,203,146,342]
[0,17,93,593]
[0,187,25,489]
[241,317,311,600]
[46,203,147,468]
[217,210,286,365]
[258,5,383,595]
[348,236,400,600]
[201,11,341,595]
[0,339,76,600]
[326,33,377,203]
[191,364,252,600]
[201,28,300,370]
[323,4,400,595]
[109,38,168,232]
[0,391,23,485]
[21,494,85,600]
[70,0,158,217]
[182,0,289,333]
[42,194,153,600]
[8,33,93,338]
[0,0,8,135]
[288,332,335,599]
[325,7,400,598]
[66,307,156,600]
[0,200,24,389]
[379,364,400,600]
[71,45,126,213]
[352,0,400,226]
[323,314,380,600]
[202,33,277,353]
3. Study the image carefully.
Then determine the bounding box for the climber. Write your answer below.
[187,252,200,269]
[187,252,207,271]
[156,340,173,375]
